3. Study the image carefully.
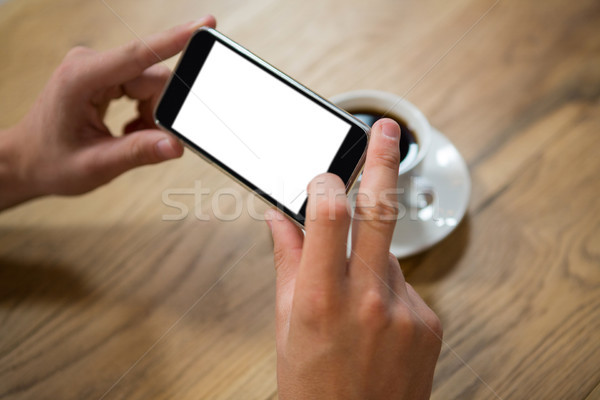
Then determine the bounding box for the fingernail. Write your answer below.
[156,138,177,159]
[194,16,208,25]
[192,15,214,28]
[381,120,400,141]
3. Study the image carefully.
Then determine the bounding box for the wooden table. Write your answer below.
[1,0,599,398]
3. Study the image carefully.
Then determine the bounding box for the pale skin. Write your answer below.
[0,16,218,210]
[267,118,442,399]
[0,17,442,399]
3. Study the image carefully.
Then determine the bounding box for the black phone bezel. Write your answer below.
[155,28,369,226]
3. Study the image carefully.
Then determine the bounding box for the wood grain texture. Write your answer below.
[1,0,599,399]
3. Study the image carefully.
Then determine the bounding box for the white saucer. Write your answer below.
[349,128,471,258]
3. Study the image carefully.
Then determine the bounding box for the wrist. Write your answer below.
[0,123,42,210]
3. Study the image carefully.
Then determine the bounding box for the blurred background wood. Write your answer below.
[1,0,599,399]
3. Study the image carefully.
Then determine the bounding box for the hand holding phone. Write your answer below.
[0,17,219,211]
[155,28,370,226]
[267,118,443,399]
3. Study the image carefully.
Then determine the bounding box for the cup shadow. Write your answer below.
[399,212,471,284]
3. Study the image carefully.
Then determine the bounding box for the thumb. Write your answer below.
[266,209,304,330]
[83,130,184,182]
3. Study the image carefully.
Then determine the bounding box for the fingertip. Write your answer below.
[207,15,217,28]
[307,172,345,195]
[373,118,401,141]
[265,209,295,235]
[362,118,401,174]
[265,208,277,231]
[191,15,217,30]
[172,137,184,156]
[305,173,351,230]
[156,136,183,160]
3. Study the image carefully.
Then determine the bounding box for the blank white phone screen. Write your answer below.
[172,41,351,213]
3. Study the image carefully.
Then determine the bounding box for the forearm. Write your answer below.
[0,124,40,211]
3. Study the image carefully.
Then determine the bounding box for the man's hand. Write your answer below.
[0,16,216,210]
[266,119,443,399]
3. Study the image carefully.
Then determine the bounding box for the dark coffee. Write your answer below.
[351,109,419,165]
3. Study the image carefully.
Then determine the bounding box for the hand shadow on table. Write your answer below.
[0,256,90,305]
[0,221,273,399]
[0,225,177,399]
[0,225,115,306]
[400,213,471,287]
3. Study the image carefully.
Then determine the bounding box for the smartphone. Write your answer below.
[155,27,370,227]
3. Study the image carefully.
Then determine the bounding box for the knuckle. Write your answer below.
[354,195,399,224]
[393,305,443,347]
[358,290,392,330]
[79,155,101,179]
[78,152,112,185]
[388,252,400,268]
[273,245,288,269]
[66,45,92,59]
[129,40,157,72]
[404,283,443,339]
[371,146,400,171]
[297,289,339,325]
[122,40,146,72]
[127,137,150,166]
[313,191,349,223]
[393,306,417,338]
[57,46,94,83]
[54,62,73,82]
[422,309,443,340]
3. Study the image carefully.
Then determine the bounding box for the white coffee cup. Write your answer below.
[330,90,436,214]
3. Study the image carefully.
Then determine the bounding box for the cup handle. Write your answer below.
[397,174,438,222]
